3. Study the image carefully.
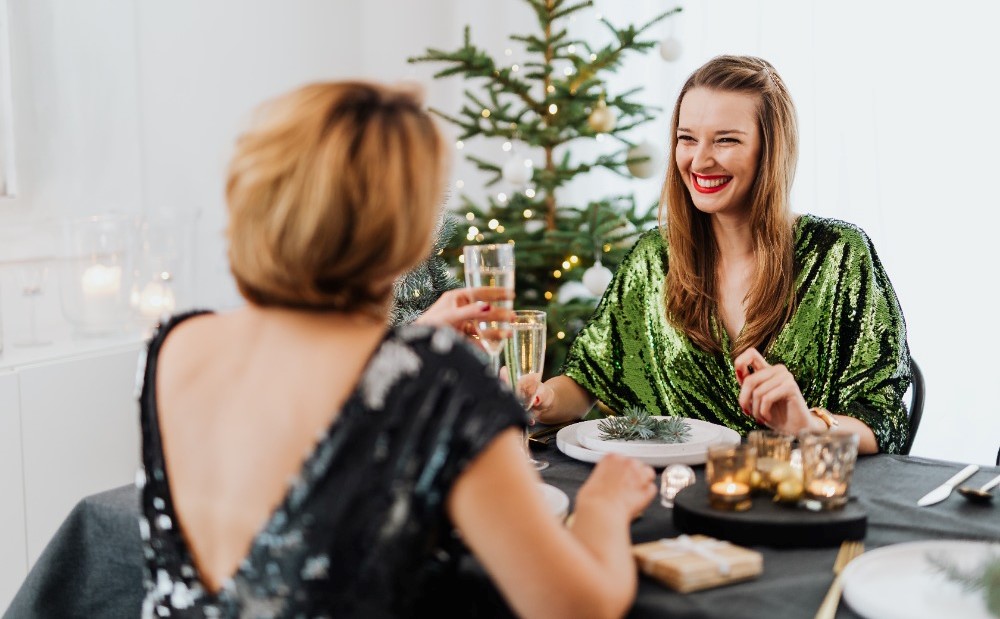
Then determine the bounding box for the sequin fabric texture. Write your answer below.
[137,312,526,618]
[563,214,912,453]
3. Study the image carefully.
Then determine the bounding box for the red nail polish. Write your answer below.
[481,304,491,312]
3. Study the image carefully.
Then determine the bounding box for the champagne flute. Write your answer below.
[506,310,548,471]
[462,244,515,374]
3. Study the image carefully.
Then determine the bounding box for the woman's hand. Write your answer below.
[576,454,657,522]
[733,348,820,435]
[414,287,515,340]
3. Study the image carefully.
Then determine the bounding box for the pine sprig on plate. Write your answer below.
[597,407,692,443]
[927,551,1000,617]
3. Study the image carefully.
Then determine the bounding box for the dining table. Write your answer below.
[5,445,1000,619]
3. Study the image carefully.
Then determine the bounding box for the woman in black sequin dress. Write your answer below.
[137,81,657,618]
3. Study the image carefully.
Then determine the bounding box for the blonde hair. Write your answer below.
[659,55,798,356]
[226,81,447,316]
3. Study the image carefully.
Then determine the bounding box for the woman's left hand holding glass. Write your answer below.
[733,348,823,435]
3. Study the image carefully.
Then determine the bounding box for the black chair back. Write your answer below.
[901,357,924,455]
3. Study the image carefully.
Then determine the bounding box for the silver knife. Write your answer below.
[917,464,979,506]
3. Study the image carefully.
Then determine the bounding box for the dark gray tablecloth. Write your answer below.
[6,451,1000,619]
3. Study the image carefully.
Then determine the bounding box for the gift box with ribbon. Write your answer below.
[632,534,763,593]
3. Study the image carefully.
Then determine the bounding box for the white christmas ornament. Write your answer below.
[501,154,533,186]
[626,141,663,179]
[658,36,683,62]
[582,261,613,296]
[557,281,594,304]
[523,220,546,235]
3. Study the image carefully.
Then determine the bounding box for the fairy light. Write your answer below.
[502,141,512,152]
[544,291,554,300]
[525,188,536,198]
[456,140,465,149]
[570,255,579,264]
[546,84,555,94]
[466,212,475,221]
[567,44,576,54]
[548,103,558,114]
[458,255,465,264]
[469,226,480,236]
[603,243,612,252]
[496,225,505,233]
[563,67,573,76]
[523,209,534,218]
[476,233,485,242]
[504,48,513,56]
[524,159,533,168]
[590,53,598,61]
[497,192,508,203]
[553,270,562,278]
[562,260,571,269]
[488,219,499,230]
[456,180,465,189]
[507,239,516,245]
[481,109,491,118]
[557,331,566,339]
[511,64,520,72]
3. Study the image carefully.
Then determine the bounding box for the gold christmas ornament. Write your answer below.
[626,141,663,178]
[587,97,616,133]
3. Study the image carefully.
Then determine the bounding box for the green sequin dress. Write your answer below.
[563,214,912,453]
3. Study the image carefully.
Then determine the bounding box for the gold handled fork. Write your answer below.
[814,540,865,619]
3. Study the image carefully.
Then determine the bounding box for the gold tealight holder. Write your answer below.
[747,430,794,493]
[706,444,756,511]
[799,431,860,510]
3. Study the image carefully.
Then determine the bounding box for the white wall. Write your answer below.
[0,0,996,464]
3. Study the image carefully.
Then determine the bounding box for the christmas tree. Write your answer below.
[409,0,682,373]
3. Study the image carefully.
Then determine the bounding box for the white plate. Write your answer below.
[538,483,570,521]
[841,540,999,619]
[577,417,723,457]
[556,420,740,467]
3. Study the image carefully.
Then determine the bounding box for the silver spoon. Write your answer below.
[957,473,1000,504]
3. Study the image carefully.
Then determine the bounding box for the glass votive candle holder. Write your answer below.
[660,464,696,508]
[798,431,860,510]
[747,430,794,492]
[706,444,756,511]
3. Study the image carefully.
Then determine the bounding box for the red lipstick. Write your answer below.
[691,173,731,194]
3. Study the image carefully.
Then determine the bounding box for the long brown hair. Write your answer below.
[659,56,798,356]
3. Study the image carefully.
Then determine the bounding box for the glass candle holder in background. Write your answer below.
[660,464,696,508]
[799,431,860,510]
[706,444,756,511]
[747,430,794,493]
[58,215,137,336]
[131,211,199,329]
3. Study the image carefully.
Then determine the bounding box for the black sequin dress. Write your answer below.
[137,312,526,618]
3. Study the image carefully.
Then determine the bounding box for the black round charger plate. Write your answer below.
[672,484,866,548]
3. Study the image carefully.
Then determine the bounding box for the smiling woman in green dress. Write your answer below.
[532,55,912,455]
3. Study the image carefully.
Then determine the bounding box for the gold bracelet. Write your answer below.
[809,407,839,430]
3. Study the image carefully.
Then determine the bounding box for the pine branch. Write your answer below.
[597,407,692,443]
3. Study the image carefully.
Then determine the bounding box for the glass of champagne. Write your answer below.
[506,310,548,471]
[463,244,515,373]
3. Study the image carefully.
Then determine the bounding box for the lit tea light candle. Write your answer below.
[708,480,752,511]
[711,481,750,496]
[81,264,122,296]
[137,281,176,319]
[807,479,846,498]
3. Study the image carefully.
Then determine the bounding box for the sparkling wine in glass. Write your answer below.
[505,310,548,471]
[462,244,515,371]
